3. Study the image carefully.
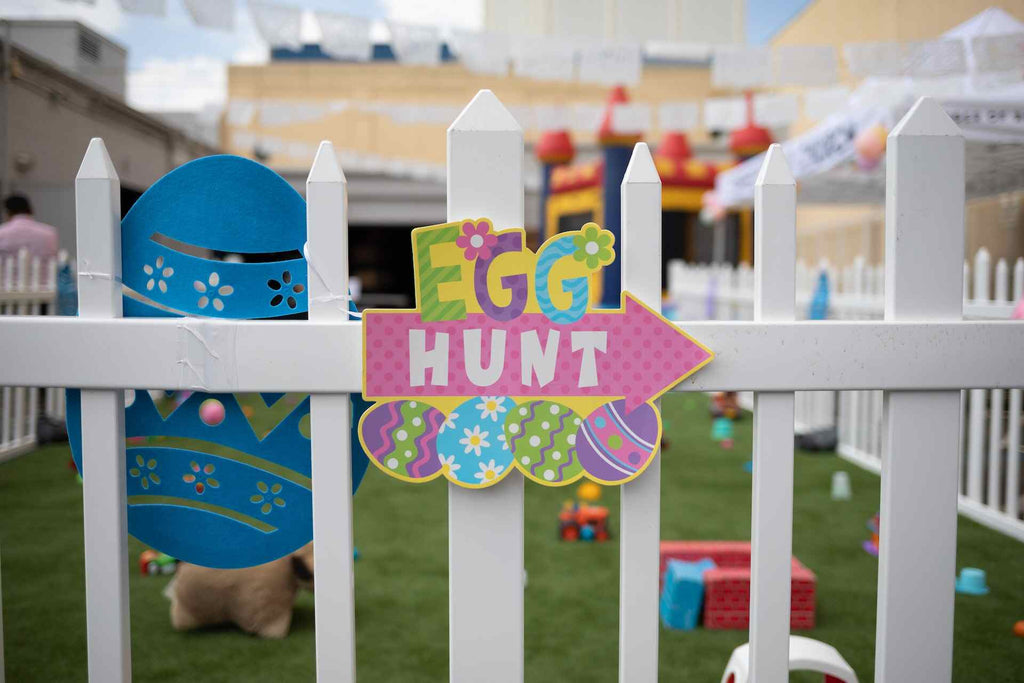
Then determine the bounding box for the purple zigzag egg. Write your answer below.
[360,400,444,481]
[575,399,660,483]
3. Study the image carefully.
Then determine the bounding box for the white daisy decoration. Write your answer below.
[438,453,460,479]
[459,426,489,456]
[497,432,509,451]
[475,396,507,422]
[474,459,505,483]
[440,412,458,433]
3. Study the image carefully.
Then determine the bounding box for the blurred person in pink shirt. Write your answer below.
[0,194,58,261]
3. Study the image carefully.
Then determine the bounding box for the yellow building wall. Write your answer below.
[773,0,1024,49]
[226,61,720,170]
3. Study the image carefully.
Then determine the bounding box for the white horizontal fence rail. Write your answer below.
[2,97,1024,682]
[0,248,68,462]
[669,249,1024,543]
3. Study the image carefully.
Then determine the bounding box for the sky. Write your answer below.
[0,0,803,113]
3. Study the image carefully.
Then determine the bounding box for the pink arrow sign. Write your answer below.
[363,292,713,411]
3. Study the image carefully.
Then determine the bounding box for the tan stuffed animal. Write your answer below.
[166,543,314,639]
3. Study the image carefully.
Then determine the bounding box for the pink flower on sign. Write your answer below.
[456,220,498,261]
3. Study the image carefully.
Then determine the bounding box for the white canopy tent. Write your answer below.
[715,7,1024,207]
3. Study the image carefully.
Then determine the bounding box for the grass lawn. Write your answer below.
[2,392,1023,681]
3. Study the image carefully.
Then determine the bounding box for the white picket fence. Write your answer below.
[0,249,69,462]
[2,93,1023,682]
[669,250,1024,543]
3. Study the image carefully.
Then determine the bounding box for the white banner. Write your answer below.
[716,106,889,207]
[513,37,575,81]
[703,97,746,130]
[578,44,643,86]
[845,39,966,77]
[259,101,328,127]
[610,103,651,133]
[657,101,699,131]
[316,12,373,62]
[573,103,605,132]
[941,99,1024,141]
[712,46,771,89]
[507,106,535,131]
[754,93,799,127]
[182,0,233,30]
[117,0,166,15]
[533,105,572,131]
[971,33,1024,73]
[388,22,441,66]
[249,1,303,50]
[772,45,837,86]
[803,86,851,121]
[449,30,510,75]
[227,99,256,126]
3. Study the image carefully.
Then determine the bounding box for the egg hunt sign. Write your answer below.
[358,219,713,489]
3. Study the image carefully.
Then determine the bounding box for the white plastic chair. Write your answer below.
[720,635,859,683]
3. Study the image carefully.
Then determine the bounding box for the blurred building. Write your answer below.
[0,19,219,256]
[225,45,727,307]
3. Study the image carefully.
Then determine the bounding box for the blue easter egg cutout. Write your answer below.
[66,155,369,569]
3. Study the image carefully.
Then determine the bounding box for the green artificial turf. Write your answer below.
[2,392,1023,681]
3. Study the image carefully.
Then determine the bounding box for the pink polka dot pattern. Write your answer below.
[363,295,712,405]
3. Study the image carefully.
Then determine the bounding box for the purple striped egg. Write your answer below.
[359,400,445,481]
[575,400,660,483]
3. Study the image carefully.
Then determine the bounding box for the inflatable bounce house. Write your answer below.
[538,87,771,307]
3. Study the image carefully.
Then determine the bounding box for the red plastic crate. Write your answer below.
[660,541,816,630]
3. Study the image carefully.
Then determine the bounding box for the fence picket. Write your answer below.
[306,141,357,681]
[618,143,662,683]
[446,90,525,683]
[988,261,1010,508]
[76,138,131,683]
[1,257,12,454]
[749,144,796,683]
[13,250,28,446]
[875,98,963,683]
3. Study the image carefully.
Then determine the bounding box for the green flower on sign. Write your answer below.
[251,481,285,515]
[572,223,615,270]
[129,454,160,490]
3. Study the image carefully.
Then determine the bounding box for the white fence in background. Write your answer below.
[2,94,1023,682]
[668,250,1024,542]
[0,248,69,462]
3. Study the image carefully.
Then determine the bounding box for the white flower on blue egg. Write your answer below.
[193,272,234,312]
[440,411,458,433]
[143,256,173,294]
[475,396,507,422]
[474,459,504,483]
[497,432,508,450]
[438,453,460,478]
[459,425,489,456]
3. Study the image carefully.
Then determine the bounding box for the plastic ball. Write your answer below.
[854,124,887,171]
[1014,620,1024,638]
[580,524,596,541]
[199,398,226,426]
[577,481,602,503]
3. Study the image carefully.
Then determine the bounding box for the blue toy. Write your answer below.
[808,270,830,321]
[660,557,717,630]
[66,156,370,569]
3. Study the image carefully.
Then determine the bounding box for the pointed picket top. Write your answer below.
[449,89,521,133]
[308,141,346,184]
[755,143,794,187]
[890,96,961,138]
[623,142,660,185]
[77,138,118,181]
